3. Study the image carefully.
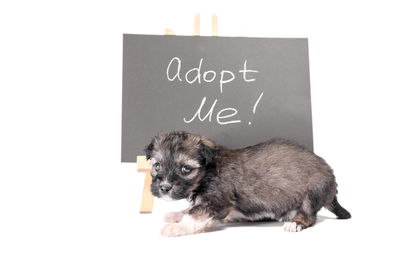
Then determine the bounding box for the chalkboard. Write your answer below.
[122,34,313,162]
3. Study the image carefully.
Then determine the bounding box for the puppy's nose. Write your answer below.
[160,184,172,193]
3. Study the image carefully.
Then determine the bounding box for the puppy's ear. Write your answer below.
[144,138,155,160]
[199,140,219,167]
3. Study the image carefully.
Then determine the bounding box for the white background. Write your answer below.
[1,0,399,266]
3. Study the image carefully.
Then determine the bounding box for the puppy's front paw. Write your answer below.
[283,222,303,232]
[161,223,192,237]
[164,212,184,223]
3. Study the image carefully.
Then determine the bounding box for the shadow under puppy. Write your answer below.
[145,131,351,236]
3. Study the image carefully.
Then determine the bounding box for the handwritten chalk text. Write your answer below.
[166,56,263,126]
[167,57,259,93]
[183,97,241,125]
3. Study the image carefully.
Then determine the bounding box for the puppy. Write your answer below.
[144,131,351,236]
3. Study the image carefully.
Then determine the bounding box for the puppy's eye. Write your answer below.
[154,162,161,171]
[181,165,192,175]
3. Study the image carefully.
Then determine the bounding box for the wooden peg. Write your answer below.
[194,14,200,35]
[212,14,218,36]
[165,28,175,35]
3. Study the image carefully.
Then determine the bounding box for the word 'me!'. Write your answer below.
[166,57,259,93]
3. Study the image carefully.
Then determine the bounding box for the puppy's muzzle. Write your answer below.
[160,184,172,193]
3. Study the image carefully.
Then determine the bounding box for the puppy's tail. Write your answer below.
[326,196,351,219]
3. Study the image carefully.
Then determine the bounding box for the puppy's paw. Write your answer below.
[164,211,184,223]
[161,223,192,237]
[283,222,303,232]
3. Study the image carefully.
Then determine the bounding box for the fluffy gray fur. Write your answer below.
[145,131,351,236]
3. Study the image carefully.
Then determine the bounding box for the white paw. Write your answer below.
[161,223,191,237]
[283,222,303,232]
[164,212,184,223]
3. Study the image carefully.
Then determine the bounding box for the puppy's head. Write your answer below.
[144,131,218,201]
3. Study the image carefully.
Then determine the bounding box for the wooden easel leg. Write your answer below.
[139,171,154,213]
[137,156,154,213]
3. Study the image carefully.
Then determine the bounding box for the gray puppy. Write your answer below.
[145,131,351,236]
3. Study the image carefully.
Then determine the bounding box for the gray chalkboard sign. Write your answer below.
[122,34,313,162]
